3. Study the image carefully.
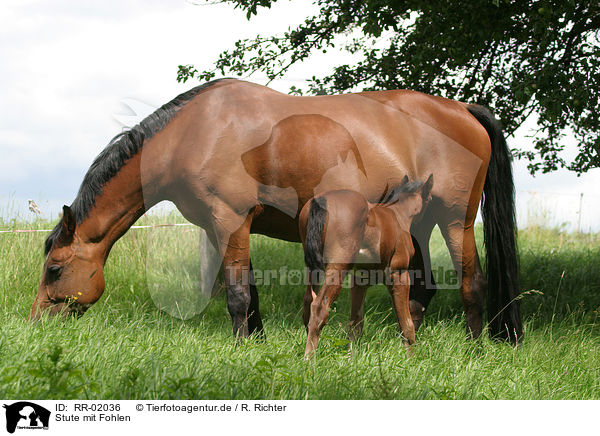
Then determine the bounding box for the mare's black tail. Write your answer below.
[467,104,522,343]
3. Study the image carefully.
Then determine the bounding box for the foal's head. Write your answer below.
[378,174,434,223]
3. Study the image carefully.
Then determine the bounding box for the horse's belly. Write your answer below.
[250,205,300,242]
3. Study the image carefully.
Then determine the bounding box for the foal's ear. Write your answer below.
[422,174,434,201]
[59,205,77,242]
[400,174,409,186]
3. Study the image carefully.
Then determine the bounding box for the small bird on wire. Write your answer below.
[28,199,42,216]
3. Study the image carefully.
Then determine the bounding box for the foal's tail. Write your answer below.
[304,197,328,277]
[468,105,522,343]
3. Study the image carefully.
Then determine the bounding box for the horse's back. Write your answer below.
[190,79,490,160]
[200,80,491,160]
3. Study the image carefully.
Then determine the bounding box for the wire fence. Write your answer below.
[0,223,194,234]
[2,190,598,234]
[514,190,600,233]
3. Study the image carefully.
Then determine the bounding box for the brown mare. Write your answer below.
[32,78,522,343]
[299,175,434,356]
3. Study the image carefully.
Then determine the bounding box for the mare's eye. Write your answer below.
[47,265,63,279]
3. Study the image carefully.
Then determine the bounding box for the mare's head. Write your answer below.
[30,205,105,320]
[379,174,434,223]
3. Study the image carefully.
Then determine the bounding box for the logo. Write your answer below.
[2,402,50,434]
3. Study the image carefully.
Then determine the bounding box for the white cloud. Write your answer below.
[0,0,319,217]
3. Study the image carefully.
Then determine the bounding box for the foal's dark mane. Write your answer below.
[44,79,226,254]
[378,179,424,206]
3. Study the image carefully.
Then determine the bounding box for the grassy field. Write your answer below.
[1,212,599,400]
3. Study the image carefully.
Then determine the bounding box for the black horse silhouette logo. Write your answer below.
[3,402,50,433]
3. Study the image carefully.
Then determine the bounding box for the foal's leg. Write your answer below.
[388,270,416,352]
[302,282,314,331]
[348,281,368,340]
[305,265,348,357]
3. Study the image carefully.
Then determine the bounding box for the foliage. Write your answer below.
[178,0,600,174]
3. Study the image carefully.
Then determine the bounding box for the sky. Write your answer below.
[1,0,599,231]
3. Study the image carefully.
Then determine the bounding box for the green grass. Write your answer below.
[1,212,599,399]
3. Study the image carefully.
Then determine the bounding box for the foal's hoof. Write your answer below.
[304,348,317,360]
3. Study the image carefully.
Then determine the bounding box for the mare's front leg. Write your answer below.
[248,259,265,338]
[220,212,255,339]
[408,214,437,332]
[388,270,416,354]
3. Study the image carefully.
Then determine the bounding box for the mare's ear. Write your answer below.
[422,174,434,201]
[400,174,409,186]
[58,205,76,244]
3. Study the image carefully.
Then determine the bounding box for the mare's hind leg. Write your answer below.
[347,281,368,340]
[438,220,484,338]
[471,249,487,330]
[408,214,438,331]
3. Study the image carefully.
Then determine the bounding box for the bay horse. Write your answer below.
[31,78,521,342]
[299,175,434,356]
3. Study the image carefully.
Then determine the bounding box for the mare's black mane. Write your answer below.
[44,79,226,254]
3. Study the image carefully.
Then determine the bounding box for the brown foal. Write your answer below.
[299,175,433,357]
